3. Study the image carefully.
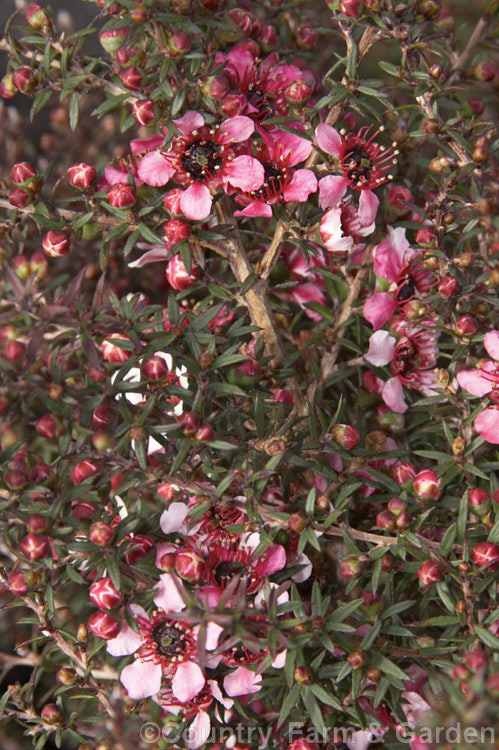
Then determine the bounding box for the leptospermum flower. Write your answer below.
[278,244,327,321]
[364,320,440,413]
[456,330,499,443]
[314,123,398,223]
[106,575,222,702]
[363,227,434,329]
[137,111,264,220]
[232,129,317,218]
[320,195,376,255]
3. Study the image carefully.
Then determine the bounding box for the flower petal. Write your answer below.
[153,573,186,612]
[365,330,396,366]
[315,123,343,157]
[363,293,397,330]
[180,182,212,221]
[456,369,493,397]
[233,200,272,218]
[474,407,499,444]
[225,155,264,191]
[128,246,169,268]
[318,175,347,210]
[186,711,211,750]
[358,189,379,227]
[106,607,146,657]
[382,377,408,414]
[223,666,262,697]
[205,621,224,651]
[120,659,162,699]
[484,330,499,361]
[130,134,164,155]
[259,544,286,575]
[282,169,317,202]
[172,661,205,702]
[160,502,190,534]
[219,115,255,143]
[138,151,174,187]
[173,111,205,136]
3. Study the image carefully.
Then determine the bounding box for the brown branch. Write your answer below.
[451,10,492,77]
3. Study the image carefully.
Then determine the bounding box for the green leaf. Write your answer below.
[475,625,499,651]
[278,683,301,727]
[302,687,328,738]
[368,652,407,683]
[69,92,79,131]
[439,523,457,556]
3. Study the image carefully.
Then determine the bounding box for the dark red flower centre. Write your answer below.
[396,277,416,302]
[392,341,416,377]
[151,621,189,659]
[246,86,275,122]
[214,559,247,587]
[181,140,223,181]
[252,162,289,201]
[342,146,373,187]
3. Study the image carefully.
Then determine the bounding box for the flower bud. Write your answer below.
[67,162,97,189]
[92,405,113,429]
[89,576,121,610]
[163,217,190,246]
[347,650,366,669]
[8,571,29,595]
[177,411,201,436]
[20,533,49,561]
[386,185,413,219]
[1,341,26,362]
[132,98,156,126]
[465,649,488,671]
[455,315,477,337]
[25,3,53,31]
[119,66,142,91]
[72,460,98,485]
[107,182,136,207]
[163,188,184,215]
[88,611,120,639]
[417,559,442,585]
[284,81,312,105]
[56,668,76,685]
[468,488,490,517]
[41,703,62,724]
[36,414,63,438]
[376,510,396,531]
[339,555,366,579]
[175,550,204,581]
[167,31,191,57]
[141,355,169,381]
[124,534,154,563]
[195,424,214,442]
[42,230,69,258]
[72,500,97,521]
[468,98,484,115]
[27,514,50,534]
[130,4,148,22]
[89,522,114,546]
[102,333,133,362]
[166,255,198,290]
[99,29,129,55]
[339,0,360,16]
[296,23,318,50]
[10,162,37,185]
[294,666,313,684]
[0,73,17,99]
[472,541,499,571]
[487,674,499,695]
[9,188,31,208]
[13,67,35,93]
[413,469,441,501]
[258,21,277,47]
[469,61,495,82]
[438,275,458,297]
[387,497,407,516]
[328,424,360,450]
[395,511,412,529]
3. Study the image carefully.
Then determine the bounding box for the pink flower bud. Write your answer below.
[13,256,31,281]
[89,521,115,546]
[72,500,97,521]
[220,92,247,117]
[89,576,121,609]
[175,550,204,580]
[99,29,128,55]
[0,74,17,99]
[200,0,223,9]
[163,188,184,215]
[29,463,52,483]
[195,424,214,442]
[1,341,26,362]
[201,75,230,100]
[417,559,442,584]
[132,98,156,126]
[8,571,29,595]
[119,66,142,91]
[228,8,255,35]
[391,461,417,485]
[395,511,412,529]
[8,188,30,207]
[5,469,27,490]
[67,162,97,189]
[178,411,202,436]
[328,424,360,450]
[412,469,441,501]
[102,333,133,362]
[40,703,62,724]
[26,3,52,30]
[141,355,169,380]
[415,227,436,247]
[339,555,366,579]
[469,61,495,82]
[88,611,120,639]
[296,23,318,50]
[166,255,197,290]
[107,182,136,208]
[376,510,396,531]
[36,414,63,438]
[468,488,490,517]
[284,81,312,105]
[455,315,477,337]
[387,185,413,218]
[27,514,49,534]
[10,162,37,185]
[92,405,113,429]
[13,67,35,93]
[465,649,488,671]
[258,21,277,47]
[387,497,407,516]
[124,534,154,563]
[473,541,499,571]
[339,0,360,16]
[72,460,98,485]
[167,31,191,57]
[468,98,484,115]
[438,275,458,297]
[20,533,49,561]
[42,230,69,258]
[347,650,366,669]
[163,217,190,246]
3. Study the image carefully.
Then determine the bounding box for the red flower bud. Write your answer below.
[395,511,412,529]
[72,460,98,485]
[417,559,442,584]
[27,514,50,534]
[177,411,202,436]
[72,500,97,521]
[413,469,441,501]
[107,182,136,208]
[339,0,360,17]
[26,3,53,31]
[10,162,37,185]
[438,275,458,297]
[469,61,495,82]
[89,576,121,609]
[455,315,477,337]
[328,424,360,450]
[8,188,30,207]
[8,571,29,595]
[468,98,484,115]
[387,497,407,516]
[415,227,436,248]
[284,80,312,105]
[163,217,190,245]
[102,333,133,362]
[0,73,17,99]
[468,488,490,517]
[347,650,366,669]
[13,67,35,93]
[391,461,416,485]
[141,355,169,381]
[42,230,70,257]
[36,414,63,438]
[119,66,142,91]
[376,510,396,531]
[228,8,255,35]
[132,98,156,126]
[465,649,488,671]
[20,533,49,561]
[1,341,26,362]
[67,162,97,189]
[89,521,115,546]
[41,704,62,724]
[124,534,154,563]
[220,93,247,117]
[287,740,318,750]
[296,23,318,50]
[195,424,214,442]
[258,21,277,47]
[88,611,120,639]
[472,541,499,571]
[29,463,52,483]
[168,31,191,57]
[92,405,113,429]
[339,555,366,579]
[166,255,198,290]
[387,185,413,218]
[175,550,204,581]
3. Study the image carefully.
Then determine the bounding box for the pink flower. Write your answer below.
[320,195,376,255]
[365,321,440,413]
[137,111,264,220]
[456,330,499,443]
[278,245,327,321]
[223,666,262,697]
[232,129,317,218]
[363,227,435,329]
[214,45,313,122]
